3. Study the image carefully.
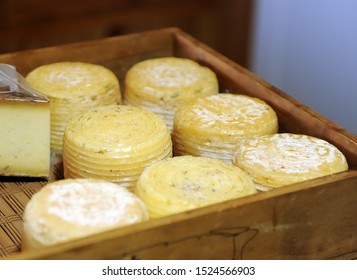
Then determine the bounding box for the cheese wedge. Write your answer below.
[0,91,50,177]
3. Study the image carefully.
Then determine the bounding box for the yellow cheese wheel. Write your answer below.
[22,178,148,250]
[173,94,278,163]
[26,62,121,154]
[124,57,218,131]
[136,155,257,218]
[233,133,348,190]
[62,105,172,191]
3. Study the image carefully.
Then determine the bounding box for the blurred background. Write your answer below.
[0,0,356,134]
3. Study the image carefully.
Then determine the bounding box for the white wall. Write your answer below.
[250,0,357,135]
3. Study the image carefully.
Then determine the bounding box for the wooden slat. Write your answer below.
[0,28,175,75]
[0,197,23,257]
[8,170,357,260]
[0,175,52,259]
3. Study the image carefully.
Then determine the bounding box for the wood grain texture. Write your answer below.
[8,170,357,260]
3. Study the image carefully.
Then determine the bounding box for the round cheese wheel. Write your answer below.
[136,155,257,218]
[124,57,218,131]
[62,105,172,191]
[26,62,121,154]
[233,133,348,190]
[22,178,148,250]
[172,94,278,163]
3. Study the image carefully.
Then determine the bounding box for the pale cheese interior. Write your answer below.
[0,99,50,177]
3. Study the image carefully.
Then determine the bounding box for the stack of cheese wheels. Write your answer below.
[124,57,219,131]
[62,105,172,192]
[22,178,149,250]
[233,133,349,191]
[136,156,257,218]
[26,62,121,154]
[172,94,279,163]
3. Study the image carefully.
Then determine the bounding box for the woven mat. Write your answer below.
[0,158,63,258]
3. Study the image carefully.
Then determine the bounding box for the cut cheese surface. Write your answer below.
[0,98,50,177]
[124,57,218,131]
[26,62,121,154]
[173,94,278,163]
[233,133,349,189]
[136,155,257,218]
[62,105,172,190]
[22,178,148,249]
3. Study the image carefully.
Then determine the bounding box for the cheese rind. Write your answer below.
[172,94,279,163]
[233,133,349,189]
[62,105,172,191]
[136,155,257,218]
[22,178,149,249]
[26,62,121,154]
[124,57,218,131]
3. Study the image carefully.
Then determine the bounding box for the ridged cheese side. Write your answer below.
[173,94,278,163]
[26,62,121,154]
[124,57,218,131]
[62,105,172,191]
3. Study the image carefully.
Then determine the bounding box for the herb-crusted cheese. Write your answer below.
[26,62,121,154]
[124,57,218,131]
[22,178,148,250]
[172,94,278,163]
[233,133,348,190]
[62,105,172,191]
[136,155,257,218]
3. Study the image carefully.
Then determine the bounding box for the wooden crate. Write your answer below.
[0,27,356,260]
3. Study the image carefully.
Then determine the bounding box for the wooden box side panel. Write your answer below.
[173,30,357,168]
[11,171,357,260]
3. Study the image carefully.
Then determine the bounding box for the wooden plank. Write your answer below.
[9,170,357,260]
[0,28,175,75]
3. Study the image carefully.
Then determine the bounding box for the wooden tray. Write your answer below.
[1,27,356,260]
